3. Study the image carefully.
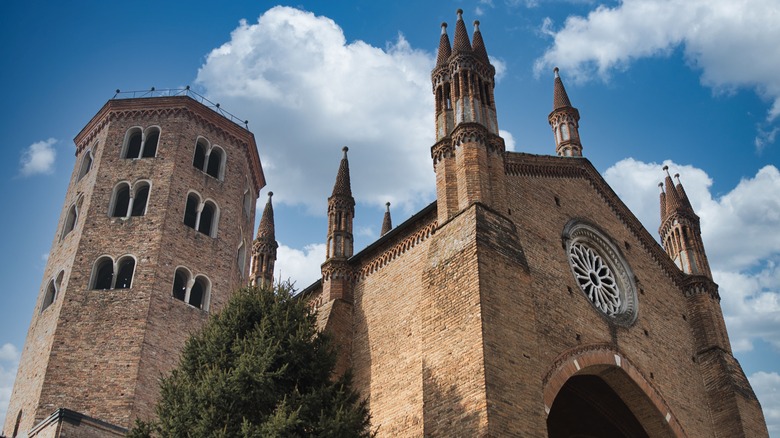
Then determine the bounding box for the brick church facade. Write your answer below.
[4,9,769,438]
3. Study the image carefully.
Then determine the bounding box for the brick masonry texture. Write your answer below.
[4,97,261,436]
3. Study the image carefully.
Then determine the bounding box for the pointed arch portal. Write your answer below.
[544,347,687,438]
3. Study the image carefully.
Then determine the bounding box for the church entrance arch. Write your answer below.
[543,347,687,438]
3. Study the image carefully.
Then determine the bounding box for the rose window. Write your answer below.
[569,242,620,315]
[563,221,638,325]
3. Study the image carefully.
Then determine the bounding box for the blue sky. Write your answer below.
[2,0,779,433]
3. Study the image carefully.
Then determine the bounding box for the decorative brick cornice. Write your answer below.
[431,137,453,164]
[327,196,356,212]
[506,153,686,288]
[321,259,354,282]
[447,53,496,79]
[356,220,437,282]
[683,275,720,300]
[659,211,701,238]
[452,122,488,147]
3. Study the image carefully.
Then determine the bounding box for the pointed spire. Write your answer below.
[256,192,275,241]
[381,202,392,237]
[658,182,667,223]
[471,20,489,63]
[663,165,682,217]
[452,9,472,53]
[331,146,352,198]
[436,22,451,66]
[553,67,572,110]
[674,173,694,212]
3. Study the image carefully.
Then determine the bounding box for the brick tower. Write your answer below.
[548,67,583,157]
[3,94,264,436]
[250,191,277,289]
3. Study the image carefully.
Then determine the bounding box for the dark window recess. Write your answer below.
[112,186,130,217]
[184,195,199,228]
[193,142,207,170]
[115,259,135,289]
[189,279,205,308]
[199,203,215,235]
[173,270,187,301]
[131,186,149,216]
[142,131,159,157]
[126,132,142,158]
[206,149,222,178]
[94,259,114,289]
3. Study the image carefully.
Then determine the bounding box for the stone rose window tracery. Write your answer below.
[563,221,638,325]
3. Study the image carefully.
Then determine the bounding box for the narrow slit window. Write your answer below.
[237,242,246,277]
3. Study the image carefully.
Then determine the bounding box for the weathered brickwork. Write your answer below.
[4,96,264,436]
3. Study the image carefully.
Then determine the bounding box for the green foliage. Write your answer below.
[128,283,371,437]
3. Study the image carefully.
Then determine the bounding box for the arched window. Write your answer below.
[184,193,200,229]
[192,138,226,181]
[141,127,159,158]
[189,276,210,309]
[171,269,210,310]
[115,257,135,289]
[243,189,252,218]
[131,183,150,217]
[206,147,224,179]
[78,149,93,181]
[183,192,219,237]
[172,268,189,301]
[92,257,114,290]
[62,203,78,238]
[42,270,65,311]
[193,138,207,171]
[111,183,131,217]
[237,241,246,277]
[124,129,143,158]
[199,202,216,235]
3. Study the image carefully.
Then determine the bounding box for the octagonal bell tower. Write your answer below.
[4,93,265,436]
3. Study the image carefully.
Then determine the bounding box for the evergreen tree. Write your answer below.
[128,283,371,437]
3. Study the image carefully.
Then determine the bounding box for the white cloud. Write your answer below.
[19,138,57,177]
[605,159,780,353]
[196,7,437,214]
[748,371,780,434]
[276,243,326,289]
[0,343,20,429]
[490,56,507,82]
[534,0,780,129]
[499,129,516,152]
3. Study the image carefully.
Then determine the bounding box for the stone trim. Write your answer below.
[542,344,688,438]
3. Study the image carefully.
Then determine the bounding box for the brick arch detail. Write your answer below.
[542,345,688,438]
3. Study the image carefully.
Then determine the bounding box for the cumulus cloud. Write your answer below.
[605,159,780,353]
[534,0,780,128]
[276,243,326,289]
[748,371,780,434]
[0,343,20,429]
[19,138,57,176]
[196,7,437,214]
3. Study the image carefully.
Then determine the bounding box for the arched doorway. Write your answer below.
[547,374,649,437]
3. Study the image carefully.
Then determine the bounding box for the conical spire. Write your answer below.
[553,67,572,110]
[452,9,472,53]
[436,22,451,66]
[331,147,352,198]
[471,20,489,63]
[663,165,682,217]
[674,173,694,212]
[256,192,275,241]
[381,202,392,237]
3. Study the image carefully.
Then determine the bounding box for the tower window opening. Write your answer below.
[237,241,247,277]
[243,189,253,218]
[206,147,223,179]
[111,183,131,217]
[42,271,64,311]
[92,257,114,290]
[131,184,150,217]
[78,149,93,181]
[115,257,135,289]
[192,137,226,181]
[62,197,81,239]
[141,128,159,158]
[561,123,570,141]
[183,192,219,237]
[193,139,207,171]
[172,268,188,301]
[184,193,199,228]
[12,410,22,438]
[171,269,211,310]
[125,130,142,158]
[444,83,452,109]
[189,276,210,309]
[199,202,216,236]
